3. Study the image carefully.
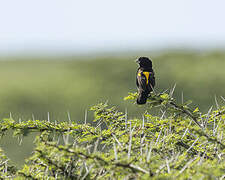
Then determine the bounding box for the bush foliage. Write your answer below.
[0,90,225,179]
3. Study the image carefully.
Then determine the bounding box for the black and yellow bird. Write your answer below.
[136,57,155,104]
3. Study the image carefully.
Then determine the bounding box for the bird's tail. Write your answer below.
[137,91,148,104]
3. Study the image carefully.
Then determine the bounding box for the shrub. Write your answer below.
[0,90,224,179]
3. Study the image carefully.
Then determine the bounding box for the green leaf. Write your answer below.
[193,107,199,113]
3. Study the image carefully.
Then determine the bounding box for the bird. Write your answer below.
[135,57,155,104]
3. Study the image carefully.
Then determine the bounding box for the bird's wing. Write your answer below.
[137,70,148,91]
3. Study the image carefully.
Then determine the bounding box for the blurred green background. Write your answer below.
[0,50,225,166]
[0,51,224,120]
[1,0,225,171]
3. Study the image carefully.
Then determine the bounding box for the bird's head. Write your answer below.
[135,57,152,68]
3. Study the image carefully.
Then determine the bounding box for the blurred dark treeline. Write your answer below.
[0,50,225,165]
[0,51,224,121]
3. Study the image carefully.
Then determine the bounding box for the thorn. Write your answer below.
[160,110,166,120]
[169,118,172,134]
[150,83,156,94]
[19,135,23,145]
[181,121,192,139]
[142,115,145,129]
[9,112,12,119]
[84,109,88,124]
[146,141,153,162]
[113,143,118,160]
[104,100,108,105]
[162,89,169,94]
[128,121,133,160]
[140,133,146,157]
[221,96,225,102]
[179,156,198,174]
[57,137,60,145]
[186,138,199,153]
[181,91,184,104]
[215,95,219,109]
[205,106,213,128]
[169,83,176,97]
[166,158,170,173]
[67,111,72,125]
[72,140,77,148]
[112,134,122,148]
[47,112,50,122]
[93,137,100,153]
[31,114,35,121]
[155,126,163,145]
[199,112,204,126]
[63,134,69,145]
[125,108,128,129]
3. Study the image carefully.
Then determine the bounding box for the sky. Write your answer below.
[0,0,225,55]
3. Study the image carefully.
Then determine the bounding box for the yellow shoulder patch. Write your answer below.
[143,72,150,84]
